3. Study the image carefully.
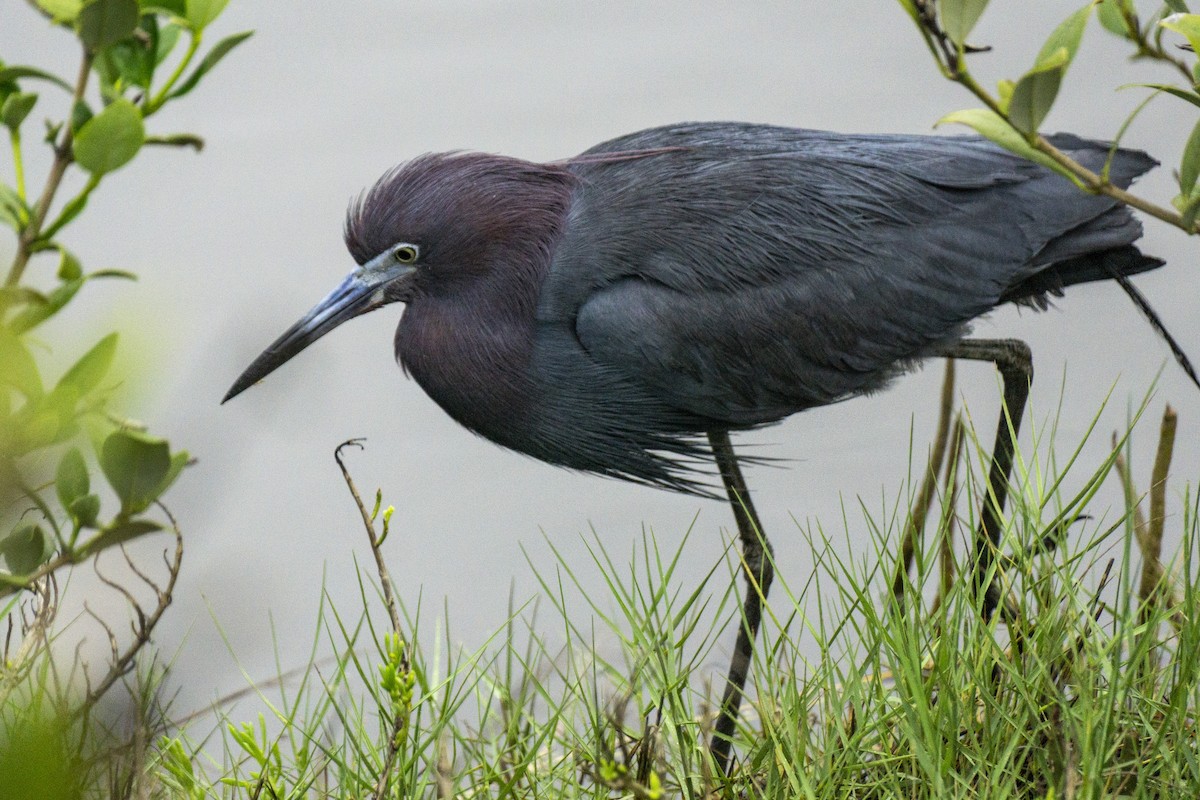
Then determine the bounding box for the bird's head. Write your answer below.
[223,152,575,403]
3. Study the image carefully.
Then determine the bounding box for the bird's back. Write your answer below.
[544,123,1158,414]
[517,123,1161,490]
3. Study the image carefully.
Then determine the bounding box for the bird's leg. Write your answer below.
[706,429,773,776]
[933,338,1033,622]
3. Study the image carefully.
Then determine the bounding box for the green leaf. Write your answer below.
[155,22,182,65]
[1,92,37,131]
[19,407,64,451]
[35,0,83,22]
[70,494,101,527]
[7,278,84,334]
[40,181,93,238]
[70,99,93,133]
[57,248,83,281]
[56,447,90,510]
[0,286,46,308]
[144,132,204,150]
[44,119,64,144]
[105,38,155,89]
[936,108,1075,179]
[997,6,1092,134]
[940,0,991,47]
[146,450,189,504]
[0,524,54,575]
[1181,118,1200,196]
[1165,1,1191,14]
[57,332,118,397]
[183,0,230,31]
[78,0,140,51]
[88,268,138,280]
[0,327,44,397]
[1008,47,1070,133]
[996,78,1015,112]
[895,0,921,24]
[100,429,171,513]
[141,0,186,17]
[1162,13,1200,55]
[1035,4,1091,67]
[168,30,253,99]
[1182,194,1200,231]
[1124,82,1200,110]
[1097,0,1132,37]
[0,66,72,92]
[0,182,31,231]
[85,518,162,554]
[72,97,144,175]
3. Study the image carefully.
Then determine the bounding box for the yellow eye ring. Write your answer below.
[393,244,419,264]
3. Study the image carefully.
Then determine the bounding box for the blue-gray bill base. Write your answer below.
[223,122,1168,773]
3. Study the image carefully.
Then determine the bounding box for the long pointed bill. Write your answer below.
[223,266,405,403]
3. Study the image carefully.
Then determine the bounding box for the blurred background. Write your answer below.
[1,0,1197,721]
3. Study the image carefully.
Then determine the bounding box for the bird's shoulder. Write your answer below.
[570,121,1040,191]
[540,123,1024,316]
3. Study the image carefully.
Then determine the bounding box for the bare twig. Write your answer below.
[334,439,402,635]
[0,540,91,599]
[0,576,59,701]
[1118,5,1193,84]
[75,506,183,723]
[333,439,411,800]
[931,416,966,615]
[1111,410,1186,632]
[1141,405,1177,607]
[435,734,454,798]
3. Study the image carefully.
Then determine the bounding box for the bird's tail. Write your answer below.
[1108,263,1200,390]
[1003,243,1198,391]
[1001,243,1162,305]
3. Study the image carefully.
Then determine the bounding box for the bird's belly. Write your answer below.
[401,322,715,489]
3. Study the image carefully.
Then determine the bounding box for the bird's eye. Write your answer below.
[393,244,419,264]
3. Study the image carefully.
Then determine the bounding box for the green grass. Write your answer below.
[4,389,1199,799]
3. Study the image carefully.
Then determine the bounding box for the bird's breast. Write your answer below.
[394,301,541,451]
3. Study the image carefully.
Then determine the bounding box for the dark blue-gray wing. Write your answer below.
[558,123,1158,424]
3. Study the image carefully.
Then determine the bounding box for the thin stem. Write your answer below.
[1140,405,1177,619]
[10,128,25,200]
[0,543,83,598]
[147,31,201,114]
[73,508,183,723]
[6,45,93,287]
[40,172,101,242]
[334,439,403,636]
[1031,138,1193,230]
[891,358,956,610]
[1131,9,1194,85]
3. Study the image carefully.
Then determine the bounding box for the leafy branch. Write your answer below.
[898,0,1200,233]
[2,0,250,595]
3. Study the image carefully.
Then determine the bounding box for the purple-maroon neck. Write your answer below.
[363,153,574,437]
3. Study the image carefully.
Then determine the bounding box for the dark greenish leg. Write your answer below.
[935,338,1033,622]
[707,429,773,776]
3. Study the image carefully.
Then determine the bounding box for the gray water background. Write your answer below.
[1,0,1198,721]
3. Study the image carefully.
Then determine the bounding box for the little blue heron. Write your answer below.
[225,122,1165,772]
